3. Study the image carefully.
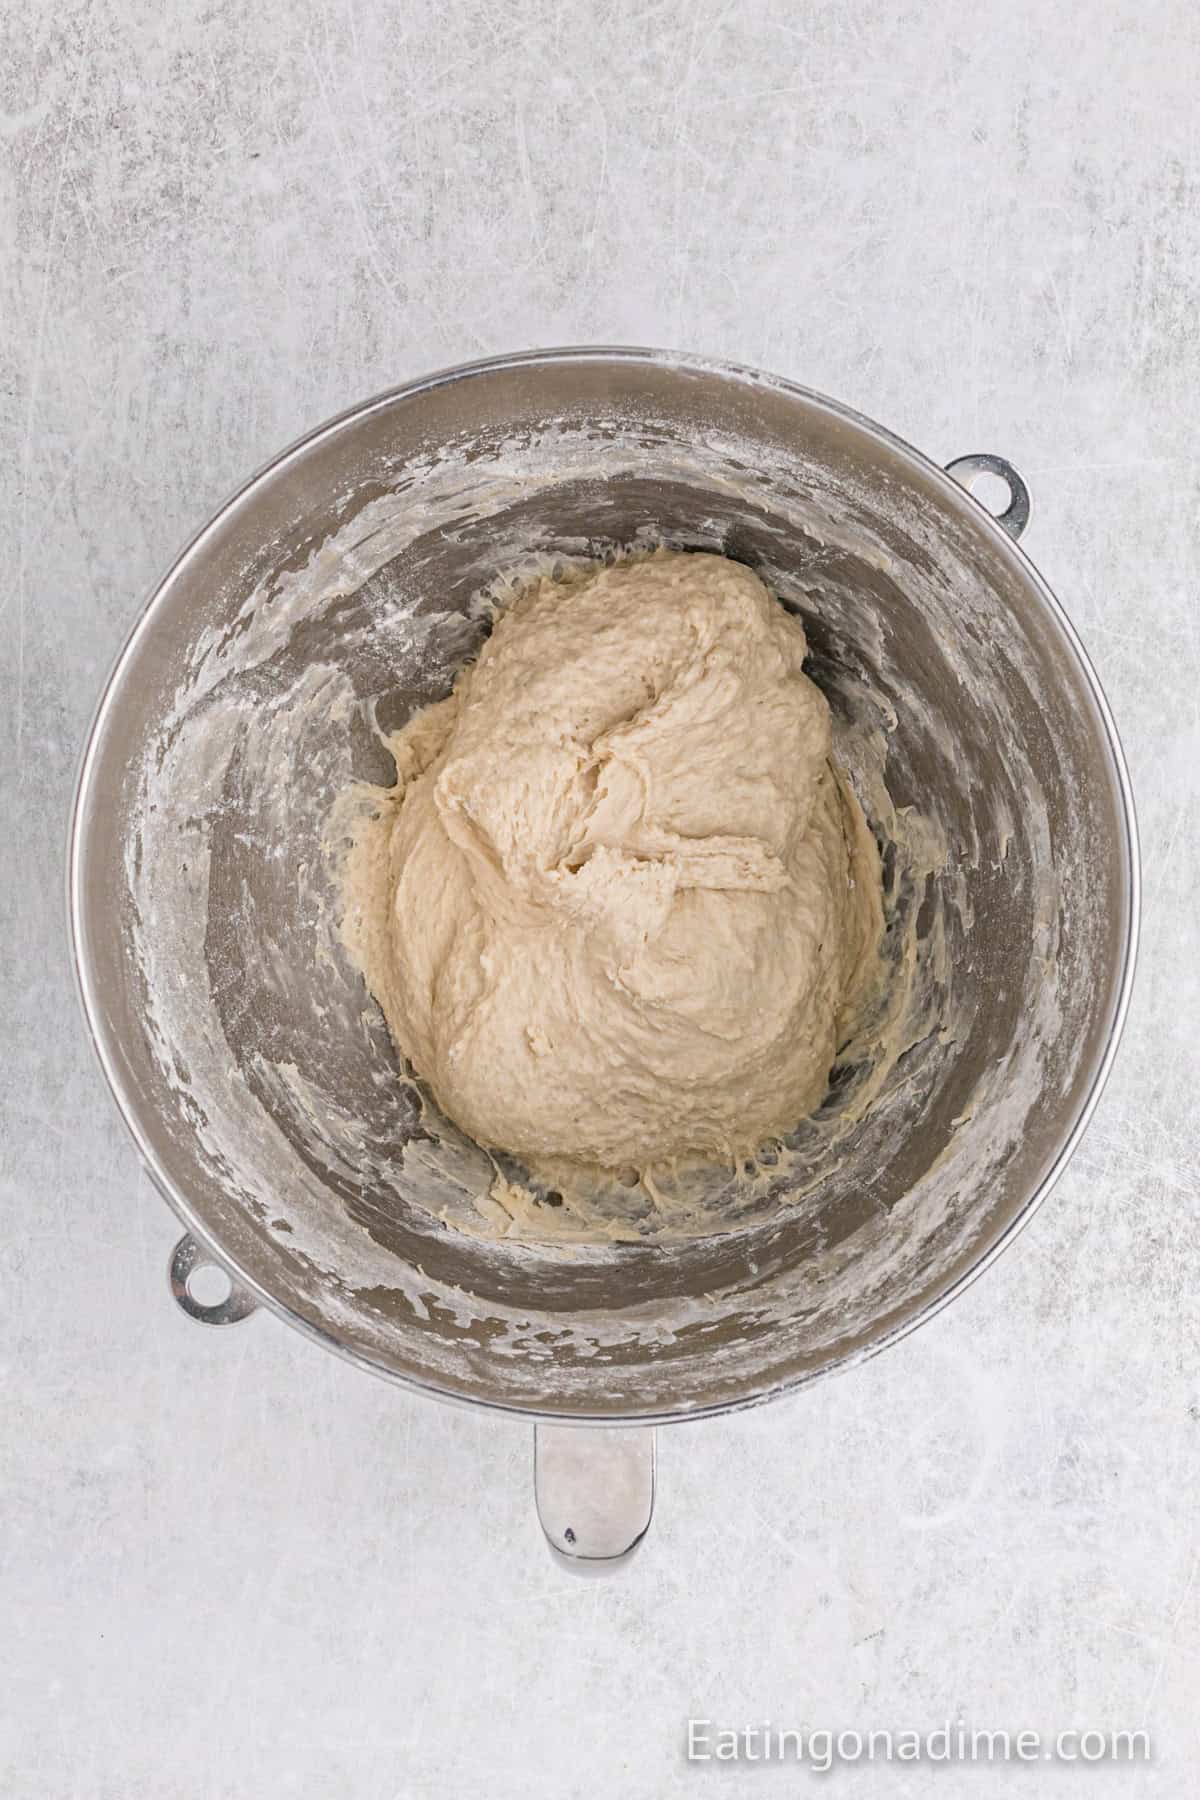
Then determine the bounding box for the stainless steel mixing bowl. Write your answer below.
[69,348,1138,1561]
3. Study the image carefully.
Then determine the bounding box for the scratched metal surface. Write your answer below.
[2,1,1196,1794]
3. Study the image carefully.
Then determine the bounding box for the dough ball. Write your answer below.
[344,551,881,1171]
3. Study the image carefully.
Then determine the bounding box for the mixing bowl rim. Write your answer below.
[66,344,1141,1426]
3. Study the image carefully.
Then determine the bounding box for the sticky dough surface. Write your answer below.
[343,551,883,1175]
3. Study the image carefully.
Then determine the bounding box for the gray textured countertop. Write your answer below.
[4,1,1197,1794]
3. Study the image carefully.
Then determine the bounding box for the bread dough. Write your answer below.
[343,551,882,1175]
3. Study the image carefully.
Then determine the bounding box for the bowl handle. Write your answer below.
[169,1231,258,1325]
[534,1424,656,1570]
[945,453,1032,541]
